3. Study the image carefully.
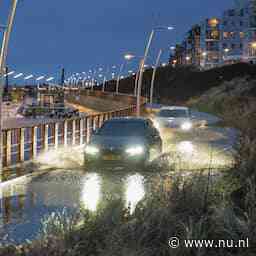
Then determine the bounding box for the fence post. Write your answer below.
[54,123,59,150]
[32,127,37,158]
[80,118,84,145]
[86,117,91,143]
[19,128,25,162]
[6,130,11,166]
[44,124,49,151]
[72,119,76,145]
[93,116,97,131]
[64,120,68,147]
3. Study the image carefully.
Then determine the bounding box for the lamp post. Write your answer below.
[0,0,18,173]
[136,26,174,117]
[116,54,134,94]
[102,67,110,92]
[91,69,97,91]
[149,48,162,107]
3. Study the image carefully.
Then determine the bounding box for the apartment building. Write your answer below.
[200,18,221,68]
[243,0,256,62]
[221,8,245,64]
[170,0,256,68]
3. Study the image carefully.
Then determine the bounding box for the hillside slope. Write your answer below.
[100,63,256,104]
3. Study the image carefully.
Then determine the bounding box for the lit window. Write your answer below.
[240,32,245,38]
[208,18,219,27]
[223,32,229,39]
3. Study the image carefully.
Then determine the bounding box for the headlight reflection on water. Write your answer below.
[81,173,145,214]
[181,122,192,131]
[177,141,194,155]
[125,174,145,213]
[81,173,101,212]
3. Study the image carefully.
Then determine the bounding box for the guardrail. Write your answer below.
[2,103,138,169]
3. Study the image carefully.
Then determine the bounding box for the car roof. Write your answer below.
[160,106,189,111]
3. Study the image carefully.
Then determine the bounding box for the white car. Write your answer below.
[153,106,193,131]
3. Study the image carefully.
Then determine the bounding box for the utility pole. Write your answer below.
[0,0,19,176]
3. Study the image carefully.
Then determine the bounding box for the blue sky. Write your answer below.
[1,0,234,82]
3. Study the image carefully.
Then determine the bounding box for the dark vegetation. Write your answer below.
[1,64,256,255]
[99,63,256,103]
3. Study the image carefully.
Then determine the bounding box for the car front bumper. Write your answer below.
[84,152,147,168]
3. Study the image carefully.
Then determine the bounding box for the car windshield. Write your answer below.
[158,109,188,118]
[98,121,146,136]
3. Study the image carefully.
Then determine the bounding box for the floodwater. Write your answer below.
[0,167,170,244]
[0,111,238,244]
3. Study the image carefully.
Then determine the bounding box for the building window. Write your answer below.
[240,9,244,17]
[223,32,229,39]
[223,20,228,26]
[228,9,235,16]
[223,32,235,39]
[240,32,245,38]
[231,44,236,50]
[240,43,243,49]
[240,21,243,26]
[208,18,219,27]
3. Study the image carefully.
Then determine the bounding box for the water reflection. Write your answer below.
[0,169,153,244]
[80,173,145,214]
[125,174,145,213]
[81,173,101,212]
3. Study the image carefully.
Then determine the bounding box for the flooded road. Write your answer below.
[0,167,171,244]
[0,111,238,244]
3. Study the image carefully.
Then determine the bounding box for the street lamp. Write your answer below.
[13,72,23,79]
[150,49,162,107]
[0,1,19,171]
[116,54,135,94]
[136,26,174,117]
[90,69,97,91]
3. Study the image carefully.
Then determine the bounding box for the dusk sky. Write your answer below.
[1,0,234,81]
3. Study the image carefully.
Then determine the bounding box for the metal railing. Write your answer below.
[2,100,140,168]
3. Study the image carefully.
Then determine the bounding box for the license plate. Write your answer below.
[103,154,120,161]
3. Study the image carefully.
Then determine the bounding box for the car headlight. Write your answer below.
[181,122,192,131]
[85,145,99,155]
[125,146,144,156]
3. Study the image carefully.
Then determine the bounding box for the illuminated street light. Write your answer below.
[3,70,15,77]
[224,48,230,53]
[36,76,45,81]
[116,53,136,94]
[24,74,34,80]
[136,25,174,116]
[124,54,135,61]
[46,77,55,82]
[13,72,23,79]
[251,42,256,49]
